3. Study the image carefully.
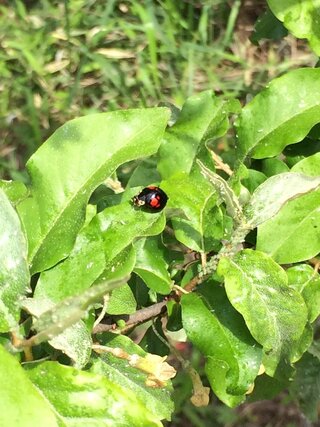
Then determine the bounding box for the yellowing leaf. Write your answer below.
[129,353,176,388]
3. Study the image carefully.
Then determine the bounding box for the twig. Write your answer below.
[93,300,168,334]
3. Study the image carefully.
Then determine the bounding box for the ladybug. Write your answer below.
[133,186,168,212]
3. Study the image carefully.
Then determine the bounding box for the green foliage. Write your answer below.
[0,346,58,427]
[26,361,163,426]
[218,250,308,376]
[2,2,320,425]
[1,0,315,182]
[181,285,262,407]
[0,189,30,332]
[236,68,320,159]
[267,0,320,55]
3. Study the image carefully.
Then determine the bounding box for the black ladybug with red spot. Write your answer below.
[133,186,168,212]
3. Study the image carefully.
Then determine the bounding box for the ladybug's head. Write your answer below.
[133,195,145,206]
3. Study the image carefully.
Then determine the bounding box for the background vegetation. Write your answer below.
[1,0,316,180]
[0,1,319,426]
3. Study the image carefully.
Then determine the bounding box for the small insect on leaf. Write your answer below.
[133,186,168,212]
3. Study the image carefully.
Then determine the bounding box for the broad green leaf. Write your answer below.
[0,345,58,427]
[287,265,320,323]
[162,172,229,253]
[236,69,320,159]
[34,222,106,302]
[181,285,262,407]
[17,108,170,273]
[256,190,320,263]
[95,245,136,283]
[267,0,320,55]
[94,198,166,262]
[158,91,229,179]
[244,172,320,228]
[0,180,28,205]
[91,333,174,421]
[26,275,129,346]
[290,349,320,422]
[0,189,30,332]
[107,284,136,314]
[26,361,162,427]
[255,153,320,262]
[291,152,320,176]
[218,250,308,376]
[260,158,289,177]
[134,236,172,294]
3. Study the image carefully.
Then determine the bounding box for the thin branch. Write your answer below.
[93,300,168,334]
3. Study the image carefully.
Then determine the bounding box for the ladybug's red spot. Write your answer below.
[150,197,160,207]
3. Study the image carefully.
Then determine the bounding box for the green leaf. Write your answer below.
[217,250,308,376]
[26,361,163,427]
[181,284,262,407]
[0,180,28,205]
[0,345,58,427]
[107,284,136,314]
[17,108,170,273]
[96,245,136,283]
[91,333,174,421]
[256,189,320,263]
[158,91,229,179]
[290,349,320,422]
[162,172,229,253]
[244,172,320,228]
[236,69,320,159]
[267,0,320,56]
[0,189,30,332]
[255,153,320,263]
[94,197,166,263]
[134,236,172,294]
[291,151,320,176]
[260,157,289,177]
[287,265,320,323]
[34,222,106,302]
